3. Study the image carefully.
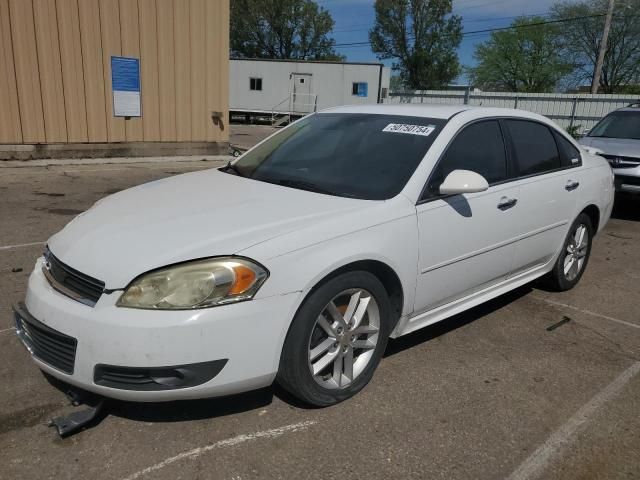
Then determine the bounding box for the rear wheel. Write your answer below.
[543,213,593,291]
[277,271,392,406]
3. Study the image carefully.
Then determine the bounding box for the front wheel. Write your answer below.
[277,271,392,406]
[543,213,593,291]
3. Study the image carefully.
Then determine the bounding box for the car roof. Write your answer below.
[321,104,468,119]
[319,103,550,122]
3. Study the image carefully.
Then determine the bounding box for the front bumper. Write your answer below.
[17,258,302,402]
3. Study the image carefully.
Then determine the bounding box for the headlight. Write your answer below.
[117,257,268,310]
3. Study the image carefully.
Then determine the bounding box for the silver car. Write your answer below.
[579,103,640,193]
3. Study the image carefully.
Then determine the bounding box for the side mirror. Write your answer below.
[439,169,489,195]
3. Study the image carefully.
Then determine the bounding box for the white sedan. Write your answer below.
[15,105,614,406]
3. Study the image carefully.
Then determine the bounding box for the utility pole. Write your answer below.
[591,0,615,94]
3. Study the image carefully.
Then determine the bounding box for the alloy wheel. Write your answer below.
[307,288,380,389]
[564,223,589,281]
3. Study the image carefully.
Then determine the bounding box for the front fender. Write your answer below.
[247,214,419,319]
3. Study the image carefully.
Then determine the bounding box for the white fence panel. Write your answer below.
[386,90,640,131]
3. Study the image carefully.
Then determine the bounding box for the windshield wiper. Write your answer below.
[222,161,246,177]
[273,179,344,197]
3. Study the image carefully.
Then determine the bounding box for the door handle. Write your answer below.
[565,180,580,191]
[497,197,518,210]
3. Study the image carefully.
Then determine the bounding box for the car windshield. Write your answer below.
[225,113,446,200]
[589,110,640,140]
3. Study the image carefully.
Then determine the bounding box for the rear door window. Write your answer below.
[426,120,508,197]
[505,120,561,176]
[554,132,582,167]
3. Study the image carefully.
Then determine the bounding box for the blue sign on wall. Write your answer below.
[111,56,141,117]
[354,82,368,97]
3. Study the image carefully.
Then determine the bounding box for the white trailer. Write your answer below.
[230,58,390,124]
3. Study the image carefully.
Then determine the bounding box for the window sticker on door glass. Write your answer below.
[382,123,436,136]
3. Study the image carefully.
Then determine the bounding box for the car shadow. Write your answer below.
[444,195,473,218]
[611,193,640,222]
[385,285,533,357]
[43,372,275,424]
[109,388,274,423]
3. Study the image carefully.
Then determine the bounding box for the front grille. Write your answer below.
[14,304,77,375]
[601,154,640,169]
[44,248,105,306]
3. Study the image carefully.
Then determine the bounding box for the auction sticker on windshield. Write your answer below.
[382,123,436,136]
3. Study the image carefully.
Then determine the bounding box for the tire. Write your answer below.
[543,213,594,291]
[276,271,392,406]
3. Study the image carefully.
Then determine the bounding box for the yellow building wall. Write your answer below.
[0,0,229,144]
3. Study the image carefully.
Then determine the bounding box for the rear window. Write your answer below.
[505,120,561,176]
[230,113,446,200]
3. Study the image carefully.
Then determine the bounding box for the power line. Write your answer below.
[462,13,605,35]
[332,12,552,35]
[328,0,530,35]
[452,0,515,13]
[331,12,608,48]
[318,0,513,5]
[463,12,550,24]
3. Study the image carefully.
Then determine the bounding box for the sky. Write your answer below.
[317,0,558,82]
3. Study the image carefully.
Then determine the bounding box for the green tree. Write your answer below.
[231,0,344,61]
[389,75,405,91]
[551,0,640,93]
[469,17,572,92]
[369,0,462,89]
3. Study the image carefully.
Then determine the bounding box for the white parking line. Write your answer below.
[0,327,15,335]
[507,361,640,480]
[532,296,640,330]
[0,241,45,251]
[121,420,317,480]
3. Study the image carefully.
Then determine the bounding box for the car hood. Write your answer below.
[579,136,640,157]
[48,169,369,288]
